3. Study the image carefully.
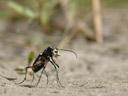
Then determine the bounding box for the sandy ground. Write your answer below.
[0,10,128,96]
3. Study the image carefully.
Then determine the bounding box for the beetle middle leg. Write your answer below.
[35,68,44,86]
[44,69,48,85]
[31,73,35,83]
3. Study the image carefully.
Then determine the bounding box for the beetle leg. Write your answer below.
[36,68,44,86]
[50,60,64,88]
[55,68,64,88]
[44,69,48,85]
[17,66,32,84]
[51,57,59,68]
[31,73,35,83]
[35,60,48,86]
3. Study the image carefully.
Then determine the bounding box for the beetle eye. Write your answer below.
[55,51,58,53]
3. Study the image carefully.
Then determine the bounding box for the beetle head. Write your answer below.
[48,46,60,58]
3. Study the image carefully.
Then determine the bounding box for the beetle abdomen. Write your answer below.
[32,62,44,73]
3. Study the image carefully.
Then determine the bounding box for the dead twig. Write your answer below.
[77,20,95,41]
[58,20,78,48]
[91,0,103,43]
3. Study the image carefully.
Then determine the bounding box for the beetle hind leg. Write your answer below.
[16,66,32,84]
[16,67,28,84]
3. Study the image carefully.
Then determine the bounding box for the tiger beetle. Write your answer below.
[17,46,77,87]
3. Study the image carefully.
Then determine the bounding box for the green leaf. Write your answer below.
[40,0,61,26]
[46,0,61,10]
[15,68,24,72]
[28,51,35,64]
[28,71,33,76]
[7,1,37,19]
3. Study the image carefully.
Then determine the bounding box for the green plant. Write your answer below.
[7,0,60,26]
[15,51,35,75]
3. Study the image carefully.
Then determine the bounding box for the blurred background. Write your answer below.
[0,0,128,93]
[0,0,128,48]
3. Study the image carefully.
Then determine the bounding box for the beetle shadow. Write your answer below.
[20,84,36,88]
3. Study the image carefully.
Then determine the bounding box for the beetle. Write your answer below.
[17,46,77,87]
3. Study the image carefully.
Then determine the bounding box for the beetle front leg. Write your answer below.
[55,68,64,88]
[50,60,64,88]
[44,69,48,85]
[51,57,59,68]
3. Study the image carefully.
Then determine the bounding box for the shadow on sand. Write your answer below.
[20,84,36,88]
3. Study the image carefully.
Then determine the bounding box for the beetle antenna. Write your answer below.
[58,49,77,58]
